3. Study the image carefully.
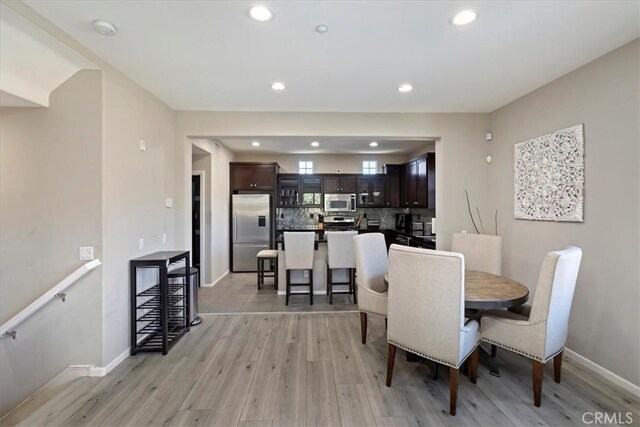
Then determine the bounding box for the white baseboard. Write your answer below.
[0,364,92,423]
[204,270,229,288]
[90,347,130,377]
[564,347,640,398]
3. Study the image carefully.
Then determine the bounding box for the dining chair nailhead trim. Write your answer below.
[480,338,561,363]
[387,339,479,369]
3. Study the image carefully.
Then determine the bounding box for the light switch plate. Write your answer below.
[139,139,146,151]
[162,233,167,244]
[79,246,94,260]
[139,238,144,250]
[165,198,173,208]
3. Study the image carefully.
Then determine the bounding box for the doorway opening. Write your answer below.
[191,173,202,271]
[192,144,212,285]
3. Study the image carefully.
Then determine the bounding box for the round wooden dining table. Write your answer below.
[383,270,529,309]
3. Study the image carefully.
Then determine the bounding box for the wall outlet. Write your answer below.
[79,246,94,260]
[162,233,167,244]
[139,238,144,250]
[303,270,309,278]
[139,139,146,151]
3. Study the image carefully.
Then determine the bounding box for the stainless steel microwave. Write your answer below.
[324,194,356,212]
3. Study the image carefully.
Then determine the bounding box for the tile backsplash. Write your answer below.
[277,207,435,231]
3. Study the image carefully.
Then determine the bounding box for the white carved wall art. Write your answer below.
[514,124,584,222]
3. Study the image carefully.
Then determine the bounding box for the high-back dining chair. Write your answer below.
[386,245,480,416]
[283,232,316,305]
[480,246,582,407]
[326,231,358,304]
[451,232,503,275]
[353,233,388,344]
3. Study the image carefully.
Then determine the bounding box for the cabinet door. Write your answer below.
[278,176,300,207]
[384,165,401,207]
[427,154,436,209]
[370,175,386,207]
[301,176,323,207]
[324,176,340,193]
[416,156,428,207]
[357,177,371,206]
[402,161,417,206]
[340,175,357,193]
[253,165,276,190]
[231,165,256,191]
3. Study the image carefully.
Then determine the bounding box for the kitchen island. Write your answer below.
[274,228,435,296]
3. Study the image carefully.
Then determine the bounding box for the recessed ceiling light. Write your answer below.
[450,9,478,26]
[92,19,117,35]
[249,4,274,22]
[397,83,413,93]
[271,81,286,91]
[311,141,320,147]
[315,24,329,34]
[251,141,260,147]
[369,141,378,147]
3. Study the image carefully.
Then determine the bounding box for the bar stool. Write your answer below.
[284,232,315,305]
[257,249,278,289]
[326,231,358,304]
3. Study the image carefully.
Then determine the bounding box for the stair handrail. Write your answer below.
[0,259,102,339]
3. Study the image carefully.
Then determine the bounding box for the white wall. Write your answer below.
[101,67,177,366]
[488,39,640,386]
[189,139,234,283]
[232,153,412,174]
[0,70,103,416]
[176,112,492,262]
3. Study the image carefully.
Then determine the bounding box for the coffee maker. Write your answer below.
[395,213,413,233]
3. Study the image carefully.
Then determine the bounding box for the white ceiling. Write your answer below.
[25,1,640,113]
[211,137,433,155]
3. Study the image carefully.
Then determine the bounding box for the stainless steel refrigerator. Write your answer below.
[232,194,271,272]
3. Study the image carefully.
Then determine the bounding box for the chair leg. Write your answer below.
[469,347,479,384]
[328,267,333,305]
[386,344,397,387]
[257,258,261,290]
[274,258,278,288]
[285,269,290,306]
[553,351,563,383]
[449,368,459,416]
[360,312,367,344]
[327,264,331,295]
[351,269,357,305]
[491,344,497,358]
[309,269,313,306]
[532,360,544,407]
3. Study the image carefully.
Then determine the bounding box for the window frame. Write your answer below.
[362,160,377,175]
[299,161,314,174]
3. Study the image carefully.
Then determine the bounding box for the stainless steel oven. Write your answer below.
[324,194,356,212]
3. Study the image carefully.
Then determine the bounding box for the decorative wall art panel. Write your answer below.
[514,124,584,222]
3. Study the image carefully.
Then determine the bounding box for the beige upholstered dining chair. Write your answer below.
[480,246,582,407]
[353,233,388,344]
[451,232,503,275]
[326,230,358,304]
[386,245,480,416]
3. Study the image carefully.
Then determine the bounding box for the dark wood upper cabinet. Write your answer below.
[300,176,323,207]
[357,175,386,208]
[400,154,435,208]
[277,174,300,207]
[323,175,356,193]
[230,162,279,191]
[427,154,436,209]
[383,164,401,207]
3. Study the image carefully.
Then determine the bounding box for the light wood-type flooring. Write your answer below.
[198,273,357,314]
[4,313,639,426]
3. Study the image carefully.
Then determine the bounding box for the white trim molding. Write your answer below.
[90,347,130,377]
[564,347,640,398]
[206,270,230,288]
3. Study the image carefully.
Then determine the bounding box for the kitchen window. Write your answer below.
[299,161,313,174]
[363,160,377,174]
